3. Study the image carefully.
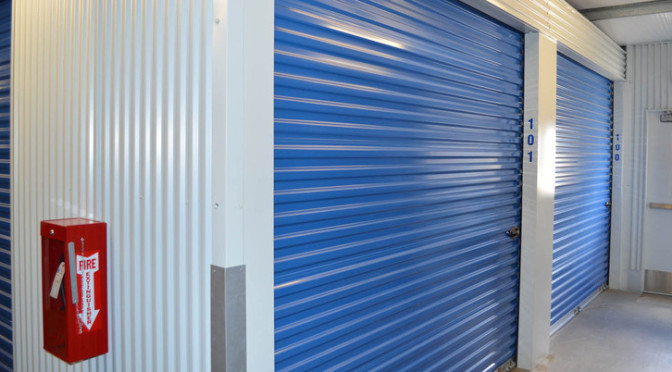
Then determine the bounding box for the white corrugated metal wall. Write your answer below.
[611,42,672,292]
[460,0,625,80]
[12,1,212,371]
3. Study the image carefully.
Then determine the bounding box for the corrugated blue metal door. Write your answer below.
[551,54,613,326]
[0,1,9,370]
[275,0,524,370]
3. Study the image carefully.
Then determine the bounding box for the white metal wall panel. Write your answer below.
[546,0,624,79]
[621,42,672,274]
[12,1,212,371]
[459,0,626,80]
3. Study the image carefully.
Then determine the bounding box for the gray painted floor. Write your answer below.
[531,290,672,371]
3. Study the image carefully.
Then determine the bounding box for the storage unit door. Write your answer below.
[551,54,613,326]
[275,0,524,370]
[0,2,10,370]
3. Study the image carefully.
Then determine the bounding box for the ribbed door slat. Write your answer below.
[551,54,613,325]
[275,0,523,370]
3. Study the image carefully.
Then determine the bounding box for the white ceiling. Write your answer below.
[565,0,672,45]
[594,12,672,45]
[566,0,651,10]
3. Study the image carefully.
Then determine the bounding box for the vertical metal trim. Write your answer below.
[518,32,557,370]
[212,0,274,369]
[211,266,226,371]
[609,80,625,289]
[212,264,247,372]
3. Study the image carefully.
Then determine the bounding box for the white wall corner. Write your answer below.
[518,32,557,371]
[243,0,275,370]
[211,0,275,370]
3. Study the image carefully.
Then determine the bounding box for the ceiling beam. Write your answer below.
[581,0,672,21]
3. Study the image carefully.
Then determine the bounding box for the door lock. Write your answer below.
[506,226,520,239]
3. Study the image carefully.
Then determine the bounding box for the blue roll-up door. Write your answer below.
[0,1,9,370]
[275,0,524,370]
[551,54,613,326]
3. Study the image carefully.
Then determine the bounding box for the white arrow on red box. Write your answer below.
[76,252,100,331]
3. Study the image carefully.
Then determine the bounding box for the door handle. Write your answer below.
[506,226,520,239]
[649,202,672,210]
[68,242,79,304]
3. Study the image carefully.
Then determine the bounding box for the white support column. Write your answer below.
[609,56,643,292]
[242,0,275,370]
[212,0,275,370]
[518,32,557,370]
[609,80,626,289]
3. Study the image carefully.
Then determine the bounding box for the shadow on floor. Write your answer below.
[531,290,672,372]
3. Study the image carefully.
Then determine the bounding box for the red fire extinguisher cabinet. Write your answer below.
[41,218,108,363]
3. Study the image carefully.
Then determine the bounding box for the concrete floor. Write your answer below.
[531,290,672,371]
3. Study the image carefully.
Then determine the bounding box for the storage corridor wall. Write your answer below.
[551,54,613,326]
[12,1,212,371]
[0,1,9,370]
[274,0,524,370]
[615,42,672,291]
